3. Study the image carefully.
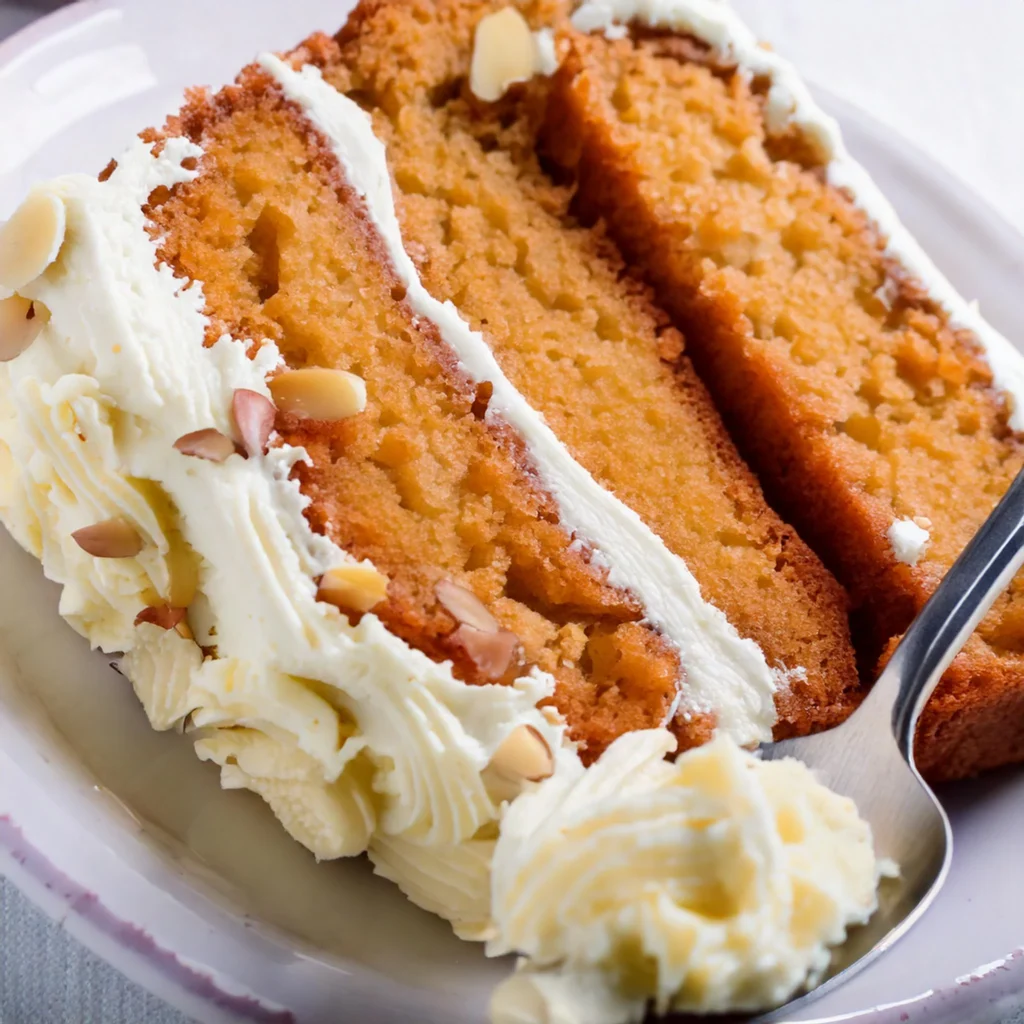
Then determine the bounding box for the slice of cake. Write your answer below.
[541,0,1024,781]
[0,0,884,1019]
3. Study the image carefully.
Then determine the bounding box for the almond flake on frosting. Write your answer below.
[0,191,66,291]
[0,296,49,362]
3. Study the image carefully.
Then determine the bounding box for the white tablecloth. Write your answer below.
[1,1,1023,1022]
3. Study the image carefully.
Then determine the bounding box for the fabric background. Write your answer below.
[1,1,1024,1022]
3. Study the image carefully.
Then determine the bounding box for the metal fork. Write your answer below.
[760,466,1024,1017]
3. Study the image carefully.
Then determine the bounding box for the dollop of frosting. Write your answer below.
[888,518,931,567]
[489,731,882,1020]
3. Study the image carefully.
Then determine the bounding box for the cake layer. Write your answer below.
[329,0,859,741]
[540,1,1024,779]
[146,58,701,759]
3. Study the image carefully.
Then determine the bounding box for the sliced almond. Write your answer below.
[488,724,553,783]
[232,388,276,457]
[469,7,540,103]
[134,604,187,631]
[174,427,238,463]
[0,296,49,362]
[269,368,367,421]
[0,191,67,291]
[318,563,389,614]
[436,579,498,633]
[72,518,144,558]
[454,623,518,681]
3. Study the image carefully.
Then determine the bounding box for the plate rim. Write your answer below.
[1,4,1024,1023]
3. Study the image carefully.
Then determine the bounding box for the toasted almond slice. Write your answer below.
[436,579,498,633]
[134,605,187,631]
[469,7,539,103]
[318,563,389,614]
[72,518,144,558]
[488,724,553,783]
[0,191,67,291]
[232,388,276,456]
[174,427,238,463]
[913,515,934,531]
[269,368,367,421]
[0,296,49,362]
[453,623,518,681]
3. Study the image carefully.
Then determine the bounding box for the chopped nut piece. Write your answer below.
[173,427,238,463]
[232,388,276,457]
[0,191,66,291]
[269,368,367,421]
[469,7,541,103]
[318,563,389,614]
[135,605,188,631]
[436,579,498,633]
[488,724,554,783]
[913,516,934,531]
[0,296,49,362]
[454,623,518,680]
[72,518,144,558]
[540,705,563,726]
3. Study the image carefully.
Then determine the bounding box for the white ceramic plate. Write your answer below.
[2,3,1024,1023]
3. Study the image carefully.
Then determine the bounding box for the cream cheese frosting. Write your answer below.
[489,731,882,1021]
[570,0,1024,429]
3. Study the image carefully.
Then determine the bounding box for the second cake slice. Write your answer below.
[542,0,1024,778]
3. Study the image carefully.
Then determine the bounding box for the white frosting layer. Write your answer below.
[888,518,931,567]
[260,52,778,745]
[489,731,882,1021]
[570,0,1024,428]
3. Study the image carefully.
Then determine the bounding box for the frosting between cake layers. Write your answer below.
[569,0,1024,430]
[259,51,779,746]
[489,731,882,1021]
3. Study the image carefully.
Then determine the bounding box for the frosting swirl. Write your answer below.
[490,731,882,1019]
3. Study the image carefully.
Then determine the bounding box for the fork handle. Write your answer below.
[872,467,1024,762]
